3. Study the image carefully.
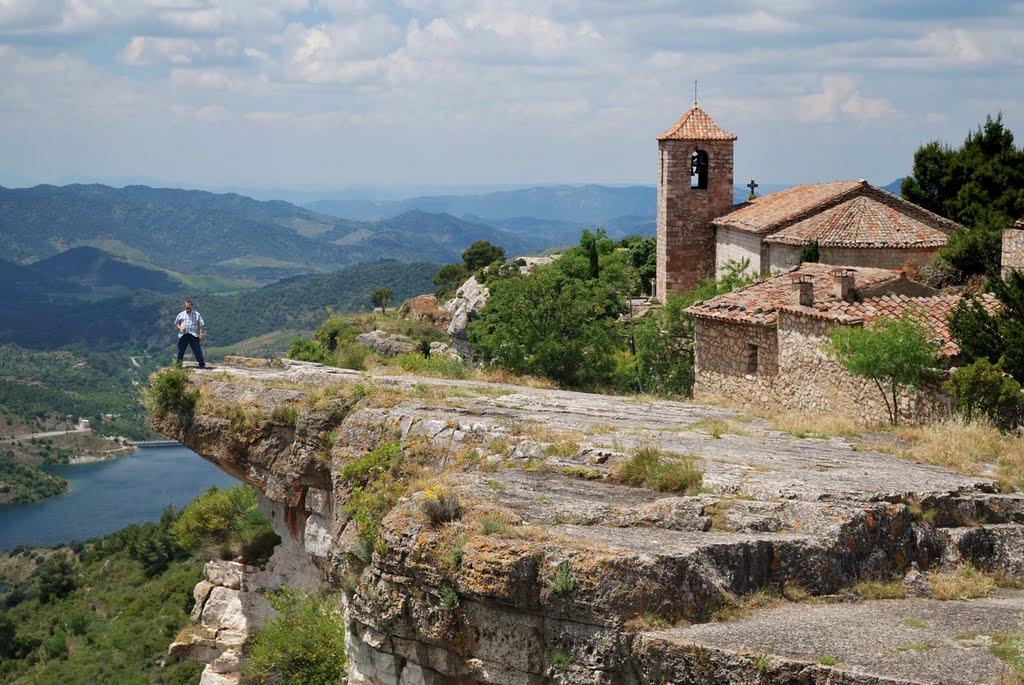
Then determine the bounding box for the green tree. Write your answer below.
[828,312,941,425]
[632,294,696,395]
[369,287,394,315]
[433,263,468,302]
[461,240,505,272]
[902,115,1024,282]
[468,266,624,387]
[945,358,1024,428]
[37,556,78,604]
[949,269,1024,391]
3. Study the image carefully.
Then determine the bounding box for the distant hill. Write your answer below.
[306,182,793,228]
[0,260,440,351]
[883,178,905,196]
[306,184,657,224]
[0,185,540,282]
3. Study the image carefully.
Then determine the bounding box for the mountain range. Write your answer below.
[0,184,664,284]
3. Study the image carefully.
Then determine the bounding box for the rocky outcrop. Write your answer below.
[156,358,1024,685]
[356,330,420,357]
[441,276,488,364]
[399,294,451,330]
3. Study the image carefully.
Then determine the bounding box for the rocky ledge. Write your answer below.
[156,358,1024,685]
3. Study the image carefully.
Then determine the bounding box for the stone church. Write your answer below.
[655,105,959,299]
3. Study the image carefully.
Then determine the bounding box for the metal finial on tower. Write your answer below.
[694,80,698,106]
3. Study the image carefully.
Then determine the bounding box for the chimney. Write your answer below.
[831,268,857,302]
[791,273,814,307]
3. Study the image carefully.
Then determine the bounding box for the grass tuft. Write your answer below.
[612,445,703,495]
[851,580,907,600]
[928,566,997,600]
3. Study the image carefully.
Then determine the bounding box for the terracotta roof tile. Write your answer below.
[686,263,905,326]
[763,195,951,248]
[779,293,1000,357]
[658,106,737,141]
[712,181,864,234]
[713,181,959,236]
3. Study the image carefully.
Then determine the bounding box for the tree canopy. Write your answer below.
[461,240,506,272]
[828,312,941,425]
[902,115,1024,282]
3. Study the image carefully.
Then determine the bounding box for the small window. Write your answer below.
[691,149,708,189]
[746,343,759,374]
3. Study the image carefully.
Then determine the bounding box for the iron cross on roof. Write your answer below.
[747,179,758,200]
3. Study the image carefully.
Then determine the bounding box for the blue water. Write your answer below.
[0,445,235,552]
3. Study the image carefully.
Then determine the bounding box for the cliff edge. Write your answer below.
[153,358,1024,685]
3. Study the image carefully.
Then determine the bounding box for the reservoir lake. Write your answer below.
[0,445,235,552]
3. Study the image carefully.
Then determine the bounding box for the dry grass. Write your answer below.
[687,418,750,439]
[711,588,787,622]
[851,580,907,600]
[883,418,1024,492]
[768,411,863,439]
[470,367,556,389]
[699,395,865,438]
[928,566,998,600]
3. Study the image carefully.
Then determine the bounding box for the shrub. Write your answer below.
[420,486,464,527]
[37,556,77,604]
[171,485,278,562]
[389,352,469,380]
[945,358,1024,429]
[438,585,460,611]
[270,406,298,427]
[286,338,334,365]
[145,367,199,419]
[550,561,575,595]
[613,446,704,495]
[243,589,346,685]
[549,648,571,673]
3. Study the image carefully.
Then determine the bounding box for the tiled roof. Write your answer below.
[712,180,959,237]
[686,263,905,326]
[658,106,737,141]
[712,181,864,234]
[763,195,951,248]
[780,293,1000,357]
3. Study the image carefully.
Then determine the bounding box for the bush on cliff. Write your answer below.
[242,588,346,685]
[145,367,199,419]
[171,485,279,562]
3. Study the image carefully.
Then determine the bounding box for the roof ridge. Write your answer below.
[658,106,737,141]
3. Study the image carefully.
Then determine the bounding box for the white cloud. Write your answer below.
[797,76,900,123]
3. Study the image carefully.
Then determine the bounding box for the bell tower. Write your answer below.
[655,105,736,298]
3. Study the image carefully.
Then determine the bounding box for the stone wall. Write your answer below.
[715,226,763,277]
[693,313,953,424]
[694,318,778,380]
[767,245,938,273]
[656,138,734,298]
[1003,225,1024,280]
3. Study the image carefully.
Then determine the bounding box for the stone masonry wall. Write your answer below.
[768,245,938,273]
[715,226,763,277]
[694,314,953,424]
[656,138,734,298]
[1003,225,1024,280]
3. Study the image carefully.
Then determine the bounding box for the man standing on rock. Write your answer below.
[174,298,206,368]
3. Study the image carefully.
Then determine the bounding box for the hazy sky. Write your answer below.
[1,1,1022,194]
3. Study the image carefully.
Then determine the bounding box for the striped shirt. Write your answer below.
[175,309,205,338]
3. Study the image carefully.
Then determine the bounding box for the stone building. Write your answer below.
[687,263,998,423]
[1003,219,1024,279]
[655,106,959,298]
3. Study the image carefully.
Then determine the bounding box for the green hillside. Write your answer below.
[0,184,534,281]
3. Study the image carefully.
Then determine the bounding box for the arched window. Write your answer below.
[691,149,708,190]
